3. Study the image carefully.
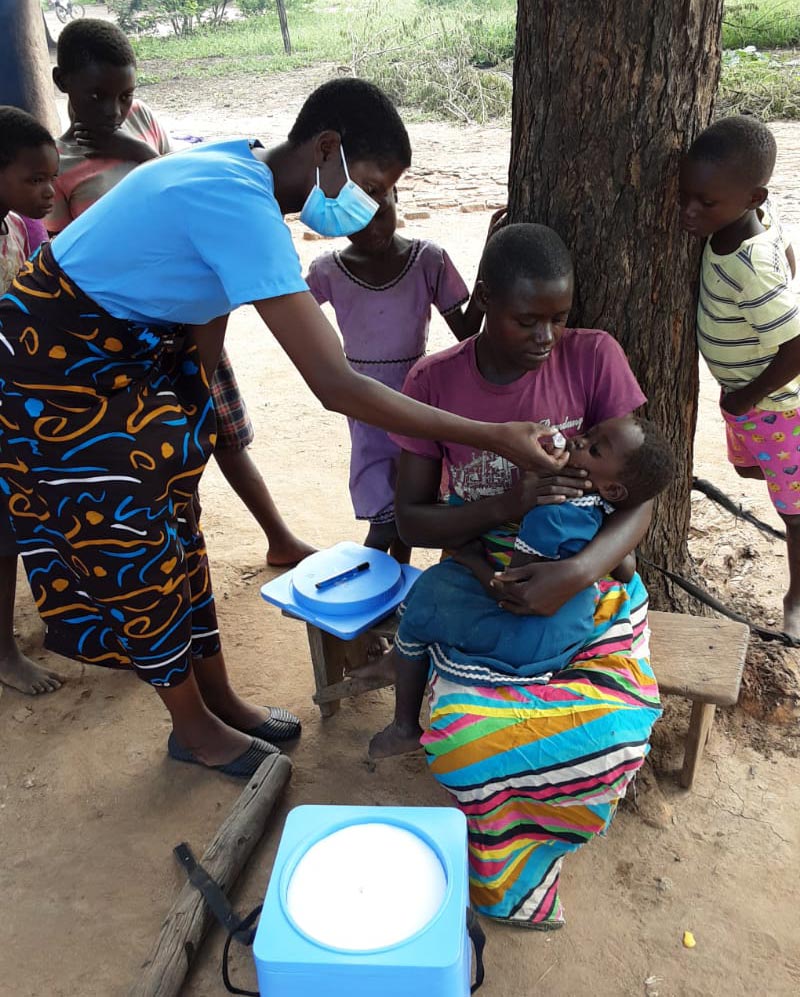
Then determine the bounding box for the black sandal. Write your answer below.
[167,732,280,778]
[245,706,301,742]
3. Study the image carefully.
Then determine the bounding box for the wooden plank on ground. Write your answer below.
[129,753,292,997]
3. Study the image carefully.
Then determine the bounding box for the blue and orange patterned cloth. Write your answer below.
[0,245,219,686]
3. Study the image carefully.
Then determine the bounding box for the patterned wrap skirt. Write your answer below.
[0,245,220,687]
[420,574,661,926]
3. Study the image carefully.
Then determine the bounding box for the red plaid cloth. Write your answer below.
[210,347,255,452]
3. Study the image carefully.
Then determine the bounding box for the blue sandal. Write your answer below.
[245,706,301,743]
[167,732,280,778]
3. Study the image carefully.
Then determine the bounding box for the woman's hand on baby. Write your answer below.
[503,466,590,520]
[490,559,582,616]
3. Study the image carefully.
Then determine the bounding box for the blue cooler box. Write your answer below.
[253,805,471,997]
[260,542,421,640]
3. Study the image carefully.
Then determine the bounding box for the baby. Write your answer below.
[369,415,675,757]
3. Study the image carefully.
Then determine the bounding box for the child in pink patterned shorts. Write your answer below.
[680,115,800,635]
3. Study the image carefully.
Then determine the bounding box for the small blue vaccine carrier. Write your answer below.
[260,542,420,639]
[253,805,472,997]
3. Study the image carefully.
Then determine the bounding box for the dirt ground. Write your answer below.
[2,61,800,997]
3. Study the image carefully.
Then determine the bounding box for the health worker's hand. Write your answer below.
[491,422,571,473]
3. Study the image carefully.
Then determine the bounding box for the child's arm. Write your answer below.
[490,502,652,615]
[720,256,800,415]
[443,207,508,342]
[72,123,160,164]
[72,103,170,164]
[443,294,483,342]
[452,540,499,597]
[610,551,636,583]
[787,243,796,280]
[721,334,800,415]
[45,175,72,238]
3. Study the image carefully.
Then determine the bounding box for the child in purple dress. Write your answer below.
[306,192,503,559]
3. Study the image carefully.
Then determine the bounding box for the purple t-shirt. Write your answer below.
[306,239,470,521]
[390,329,646,503]
[306,239,468,370]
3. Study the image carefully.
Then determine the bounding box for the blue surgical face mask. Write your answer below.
[299,145,380,237]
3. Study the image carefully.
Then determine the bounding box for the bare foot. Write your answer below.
[349,647,396,683]
[368,721,423,758]
[266,535,317,568]
[0,646,64,695]
[783,595,800,640]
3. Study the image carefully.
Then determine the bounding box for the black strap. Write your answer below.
[222,904,263,996]
[222,905,487,995]
[174,844,254,943]
[692,476,786,541]
[639,555,800,647]
[176,842,488,996]
[467,907,486,993]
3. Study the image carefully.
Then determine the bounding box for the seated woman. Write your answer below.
[369,414,676,757]
[385,223,665,930]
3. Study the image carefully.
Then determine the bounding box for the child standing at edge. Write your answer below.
[0,106,63,694]
[47,18,313,568]
[306,192,502,559]
[680,115,800,635]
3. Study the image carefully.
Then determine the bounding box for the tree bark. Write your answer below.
[42,11,57,54]
[276,0,292,55]
[509,0,725,609]
[0,0,60,135]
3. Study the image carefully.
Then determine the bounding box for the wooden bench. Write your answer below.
[297,610,749,790]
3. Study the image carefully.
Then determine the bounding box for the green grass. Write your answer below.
[130,0,800,122]
[132,0,516,121]
[722,0,800,49]
[718,48,800,119]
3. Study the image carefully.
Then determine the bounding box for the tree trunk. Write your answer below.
[509,0,725,609]
[276,0,292,55]
[0,0,60,135]
[42,11,57,54]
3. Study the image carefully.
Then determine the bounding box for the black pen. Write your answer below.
[314,561,371,591]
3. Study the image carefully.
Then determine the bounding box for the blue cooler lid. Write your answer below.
[292,545,403,618]
[260,542,422,640]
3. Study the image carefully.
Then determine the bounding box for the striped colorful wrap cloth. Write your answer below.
[420,573,661,926]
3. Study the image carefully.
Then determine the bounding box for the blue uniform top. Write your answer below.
[52,139,308,326]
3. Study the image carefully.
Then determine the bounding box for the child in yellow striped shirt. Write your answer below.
[680,115,800,635]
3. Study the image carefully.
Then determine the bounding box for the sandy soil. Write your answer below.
[2,64,800,997]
